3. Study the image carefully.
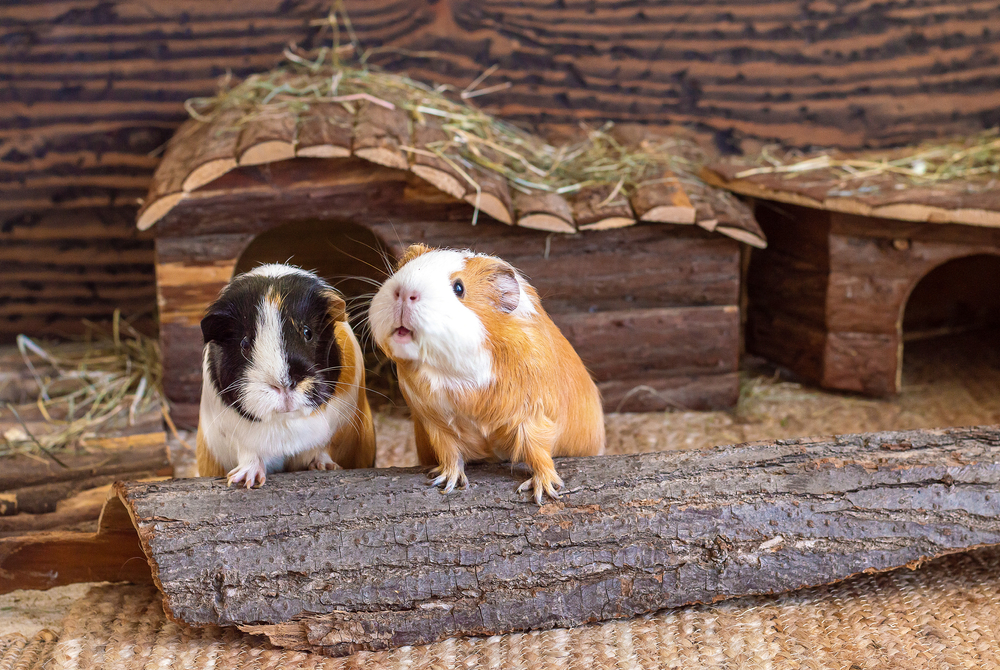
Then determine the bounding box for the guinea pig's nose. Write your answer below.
[398,288,420,303]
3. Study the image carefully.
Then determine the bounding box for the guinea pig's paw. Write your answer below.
[429,464,469,494]
[308,452,342,471]
[518,471,565,505]
[227,460,267,489]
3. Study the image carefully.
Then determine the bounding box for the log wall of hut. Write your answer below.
[747,202,1000,396]
[4,0,1000,339]
[156,159,740,426]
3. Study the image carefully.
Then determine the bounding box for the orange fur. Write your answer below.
[392,249,605,501]
[196,319,375,476]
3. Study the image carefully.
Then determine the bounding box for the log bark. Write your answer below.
[0,430,171,515]
[296,103,354,158]
[104,425,1000,656]
[409,118,467,200]
[236,110,297,166]
[513,191,576,232]
[570,185,635,230]
[351,101,411,170]
[630,173,696,225]
[463,164,514,225]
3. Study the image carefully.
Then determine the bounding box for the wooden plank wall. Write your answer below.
[4,0,1000,340]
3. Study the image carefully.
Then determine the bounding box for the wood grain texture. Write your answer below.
[704,158,1000,228]
[0,492,152,594]
[113,425,1000,656]
[0,207,156,343]
[5,0,999,220]
[550,305,740,381]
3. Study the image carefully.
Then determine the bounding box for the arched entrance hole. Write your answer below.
[901,254,1000,392]
[234,219,400,408]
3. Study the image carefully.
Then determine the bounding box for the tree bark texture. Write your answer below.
[112,425,1000,657]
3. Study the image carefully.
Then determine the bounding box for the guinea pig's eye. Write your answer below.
[453,279,465,298]
[302,325,313,342]
[240,336,250,353]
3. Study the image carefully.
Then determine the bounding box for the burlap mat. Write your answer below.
[0,546,988,669]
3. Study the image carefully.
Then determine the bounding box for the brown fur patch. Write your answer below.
[396,243,432,270]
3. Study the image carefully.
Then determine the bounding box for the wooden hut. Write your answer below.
[702,145,1000,396]
[138,103,765,425]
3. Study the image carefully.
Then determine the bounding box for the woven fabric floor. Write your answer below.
[0,547,997,669]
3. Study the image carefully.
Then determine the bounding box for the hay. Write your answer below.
[734,128,1000,185]
[183,4,704,210]
[0,311,162,460]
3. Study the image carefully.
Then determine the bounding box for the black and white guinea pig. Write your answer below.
[196,264,376,488]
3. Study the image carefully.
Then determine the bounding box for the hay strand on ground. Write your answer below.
[0,312,162,459]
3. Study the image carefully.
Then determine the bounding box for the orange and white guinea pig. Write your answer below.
[196,264,376,488]
[368,244,605,503]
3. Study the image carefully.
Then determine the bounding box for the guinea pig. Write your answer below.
[196,264,376,487]
[368,244,604,503]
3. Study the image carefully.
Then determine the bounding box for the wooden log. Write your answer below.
[0,494,152,593]
[702,161,1000,229]
[365,217,741,311]
[550,305,740,381]
[513,191,576,232]
[464,164,514,225]
[236,110,297,166]
[630,172,696,224]
[296,103,354,158]
[687,174,767,248]
[570,184,635,230]
[0,484,110,535]
[352,101,411,170]
[135,109,243,231]
[409,118,467,200]
[92,425,1000,656]
[181,108,244,192]
[0,431,171,515]
[598,370,739,412]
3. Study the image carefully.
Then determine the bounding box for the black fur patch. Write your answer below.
[201,269,343,421]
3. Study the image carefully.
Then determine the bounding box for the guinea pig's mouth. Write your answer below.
[392,326,413,342]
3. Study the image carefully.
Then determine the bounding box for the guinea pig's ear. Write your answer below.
[396,243,431,270]
[201,312,233,344]
[320,289,348,323]
[489,264,521,314]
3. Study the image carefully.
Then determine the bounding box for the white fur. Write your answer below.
[369,249,493,390]
[199,325,365,475]
[246,263,314,279]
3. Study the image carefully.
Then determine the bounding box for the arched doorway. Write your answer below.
[901,254,1000,395]
[234,219,399,407]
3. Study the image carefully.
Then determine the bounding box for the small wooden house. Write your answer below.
[703,148,1000,396]
[138,102,766,426]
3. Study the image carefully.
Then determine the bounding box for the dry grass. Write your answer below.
[735,128,1000,185]
[0,312,162,461]
[184,3,705,220]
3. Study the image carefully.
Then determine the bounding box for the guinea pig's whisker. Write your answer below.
[325,241,393,280]
[342,233,397,276]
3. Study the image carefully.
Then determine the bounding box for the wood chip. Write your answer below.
[514,191,576,232]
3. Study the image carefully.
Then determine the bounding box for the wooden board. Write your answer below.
[6,0,1000,220]
[630,173,695,225]
[570,184,635,230]
[296,102,354,158]
[409,118,467,200]
[513,191,576,232]
[69,425,1000,656]
[236,110,297,166]
[703,162,1000,229]
[351,101,411,170]
[550,306,739,381]
[0,208,156,343]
